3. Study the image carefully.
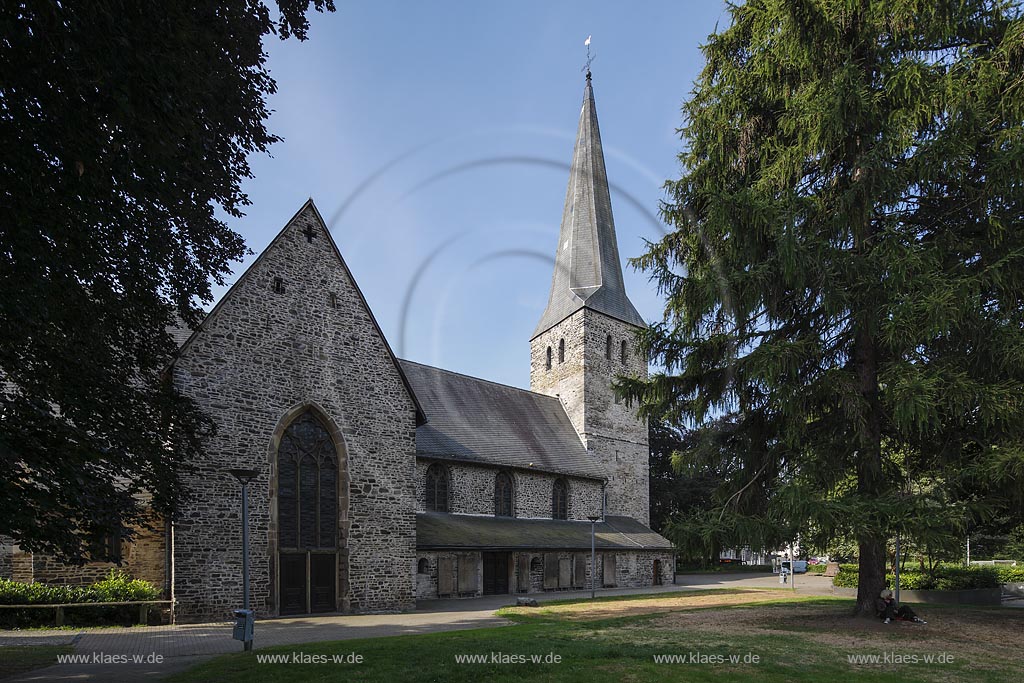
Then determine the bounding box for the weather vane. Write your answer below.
[582,35,595,76]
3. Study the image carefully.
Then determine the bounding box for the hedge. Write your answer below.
[996,565,1024,583]
[806,564,827,574]
[832,564,1001,590]
[0,570,158,605]
[0,570,160,628]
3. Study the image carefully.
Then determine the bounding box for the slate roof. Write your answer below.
[417,512,673,551]
[166,317,196,348]
[533,72,646,339]
[398,360,606,480]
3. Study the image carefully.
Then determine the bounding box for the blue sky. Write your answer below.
[224,1,730,389]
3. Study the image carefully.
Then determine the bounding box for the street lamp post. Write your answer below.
[227,468,259,652]
[588,515,600,600]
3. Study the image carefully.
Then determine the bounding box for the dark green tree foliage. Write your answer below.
[624,0,1024,615]
[0,1,334,563]
[659,414,796,567]
[649,421,722,541]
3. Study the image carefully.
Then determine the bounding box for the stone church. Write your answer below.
[1,73,673,621]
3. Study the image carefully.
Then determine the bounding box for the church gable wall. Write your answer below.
[172,202,417,621]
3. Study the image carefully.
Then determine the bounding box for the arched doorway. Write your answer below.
[276,410,341,615]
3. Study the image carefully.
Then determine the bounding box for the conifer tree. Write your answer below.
[626,0,1024,615]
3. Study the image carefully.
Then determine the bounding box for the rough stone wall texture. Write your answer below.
[413,549,672,599]
[414,460,602,520]
[27,523,167,590]
[10,546,33,584]
[530,308,650,524]
[0,535,12,580]
[412,552,482,599]
[171,202,418,621]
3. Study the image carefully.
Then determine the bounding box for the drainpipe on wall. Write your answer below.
[165,519,175,623]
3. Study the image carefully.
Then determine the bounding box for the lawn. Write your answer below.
[0,645,74,680]
[169,589,1023,683]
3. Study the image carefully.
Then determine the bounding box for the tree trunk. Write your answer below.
[853,320,886,616]
[856,533,886,616]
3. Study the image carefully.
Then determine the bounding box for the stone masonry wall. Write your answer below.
[414,460,602,520]
[28,523,167,591]
[413,549,673,600]
[172,202,418,621]
[581,309,650,524]
[530,309,650,524]
[0,535,12,580]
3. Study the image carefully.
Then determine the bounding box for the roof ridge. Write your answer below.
[398,359,563,403]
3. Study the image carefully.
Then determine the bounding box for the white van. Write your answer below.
[780,560,808,574]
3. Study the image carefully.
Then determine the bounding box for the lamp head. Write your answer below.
[226,468,259,485]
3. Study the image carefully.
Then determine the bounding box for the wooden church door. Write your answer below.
[277,411,340,615]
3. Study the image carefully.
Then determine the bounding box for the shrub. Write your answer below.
[831,565,1000,591]
[92,569,159,602]
[0,570,160,628]
[996,565,1024,584]
[0,580,92,605]
[832,566,858,588]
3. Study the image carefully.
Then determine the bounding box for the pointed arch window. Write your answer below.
[425,463,450,513]
[495,471,514,517]
[552,478,569,520]
[605,335,612,360]
[620,340,628,364]
[558,339,565,363]
[277,411,338,550]
[545,346,552,370]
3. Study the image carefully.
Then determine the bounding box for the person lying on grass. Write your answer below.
[877,589,927,625]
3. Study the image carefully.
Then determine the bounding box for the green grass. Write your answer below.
[0,645,75,679]
[169,591,1022,683]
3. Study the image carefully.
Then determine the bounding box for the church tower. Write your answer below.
[530,72,650,525]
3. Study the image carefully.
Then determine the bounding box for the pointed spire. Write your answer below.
[532,73,645,339]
